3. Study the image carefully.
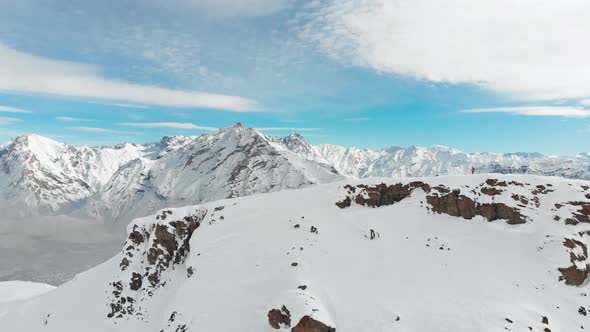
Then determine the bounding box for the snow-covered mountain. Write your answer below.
[309,143,590,180]
[1,125,589,221]
[0,134,158,215]
[1,174,589,331]
[84,124,342,221]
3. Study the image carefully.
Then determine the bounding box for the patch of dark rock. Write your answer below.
[120,257,130,270]
[427,191,527,224]
[298,285,308,290]
[268,306,291,329]
[559,265,589,286]
[542,316,549,324]
[505,318,513,323]
[533,185,553,195]
[169,311,177,323]
[187,266,194,278]
[579,306,587,316]
[214,206,224,211]
[481,187,503,196]
[292,316,335,332]
[291,262,298,267]
[310,226,318,234]
[130,272,143,290]
[336,181,430,208]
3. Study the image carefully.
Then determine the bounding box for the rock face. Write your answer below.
[426,191,527,224]
[335,181,430,208]
[107,208,207,320]
[336,179,527,224]
[291,316,335,332]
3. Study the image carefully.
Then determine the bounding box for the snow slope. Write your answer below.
[1,174,588,331]
[0,281,55,303]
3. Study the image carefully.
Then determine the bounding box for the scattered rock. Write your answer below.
[481,187,503,196]
[268,306,291,329]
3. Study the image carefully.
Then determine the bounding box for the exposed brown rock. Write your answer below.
[268,306,291,329]
[532,185,553,195]
[335,197,351,209]
[129,272,142,291]
[427,191,526,224]
[292,316,335,332]
[108,209,207,320]
[558,236,590,286]
[481,187,503,196]
[336,182,430,208]
[558,265,589,286]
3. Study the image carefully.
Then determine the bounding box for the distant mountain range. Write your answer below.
[1,123,588,220]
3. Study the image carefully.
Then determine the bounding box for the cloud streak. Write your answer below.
[0,117,22,125]
[67,126,139,134]
[0,43,256,111]
[0,105,32,114]
[461,106,590,118]
[119,122,218,131]
[56,116,95,122]
[300,0,590,101]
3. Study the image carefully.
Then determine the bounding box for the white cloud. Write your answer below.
[461,106,590,118]
[0,117,22,125]
[344,117,369,121]
[109,103,148,109]
[0,105,32,114]
[255,127,321,131]
[0,43,256,111]
[300,0,590,100]
[582,99,590,107]
[151,0,291,18]
[67,126,139,134]
[119,122,218,131]
[56,116,95,122]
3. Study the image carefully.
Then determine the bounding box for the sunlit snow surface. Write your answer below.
[0,281,55,303]
[1,174,588,331]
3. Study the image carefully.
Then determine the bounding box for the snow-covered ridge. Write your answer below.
[1,174,588,331]
[1,125,589,220]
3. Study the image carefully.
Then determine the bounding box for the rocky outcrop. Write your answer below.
[426,191,527,224]
[268,306,291,329]
[292,316,335,332]
[107,208,207,320]
[335,181,430,208]
[558,233,590,286]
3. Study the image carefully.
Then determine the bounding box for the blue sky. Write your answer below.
[0,0,589,155]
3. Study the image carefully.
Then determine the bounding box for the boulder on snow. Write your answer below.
[291,316,335,332]
[268,306,291,329]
